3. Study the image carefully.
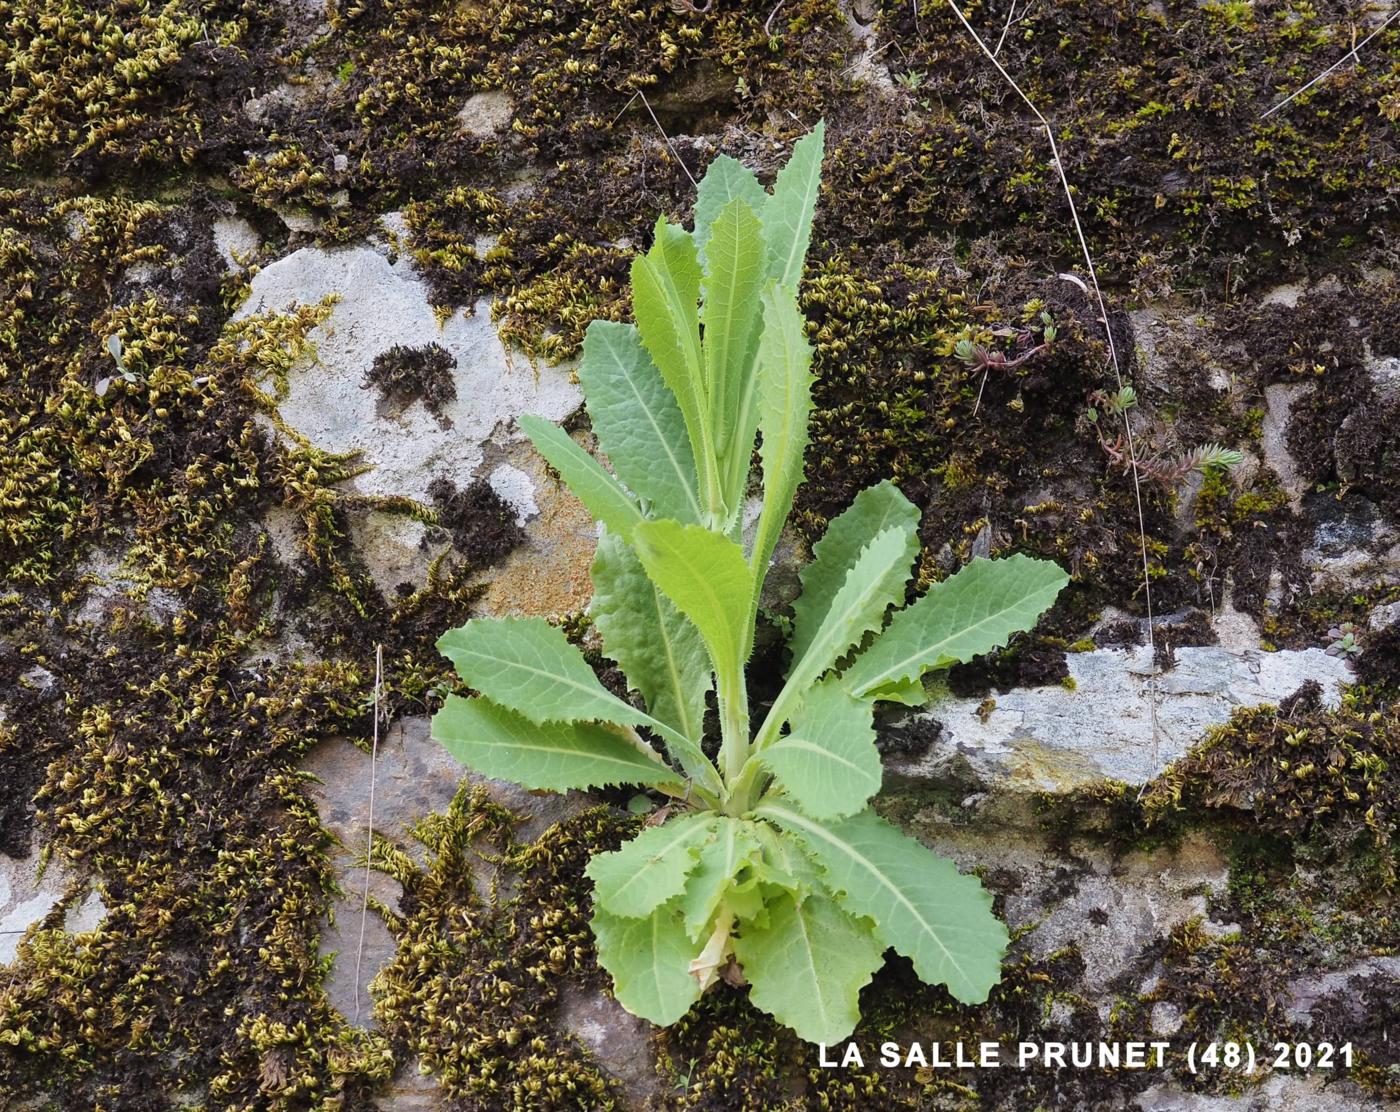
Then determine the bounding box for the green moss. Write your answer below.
[371,790,626,1108]
[1146,686,1400,885]
[3,0,1399,1102]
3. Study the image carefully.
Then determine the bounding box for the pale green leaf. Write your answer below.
[761,680,880,820]
[693,154,767,265]
[592,902,702,1025]
[432,697,680,792]
[750,821,825,895]
[756,803,1008,1004]
[702,197,766,508]
[586,813,716,919]
[733,890,884,1045]
[762,121,825,293]
[761,526,915,743]
[519,414,643,540]
[789,480,920,670]
[676,817,762,940]
[864,676,928,707]
[590,532,715,788]
[578,320,703,523]
[437,616,645,729]
[631,221,715,507]
[749,282,814,598]
[842,554,1069,697]
[632,519,753,679]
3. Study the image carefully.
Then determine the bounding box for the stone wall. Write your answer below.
[1,1,1398,1108]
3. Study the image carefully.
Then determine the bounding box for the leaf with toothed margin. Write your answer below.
[592,901,702,1026]
[748,281,814,602]
[519,414,644,541]
[631,220,712,498]
[693,154,768,266]
[578,320,703,524]
[702,197,766,513]
[437,616,649,728]
[841,554,1069,697]
[586,814,717,919]
[590,532,716,790]
[733,887,884,1045]
[432,697,681,792]
[755,803,1007,1004]
[760,679,881,820]
[767,526,915,737]
[761,120,825,294]
[632,519,753,681]
[789,481,920,673]
[675,817,762,940]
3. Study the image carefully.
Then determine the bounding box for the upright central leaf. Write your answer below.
[749,281,814,602]
[693,154,768,266]
[701,197,766,516]
[579,320,703,524]
[762,121,825,294]
[631,519,754,684]
[631,219,719,518]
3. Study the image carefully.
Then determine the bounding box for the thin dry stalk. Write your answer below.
[993,1,1020,57]
[352,643,383,1025]
[944,0,1165,777]
[1261,8,1400,119]
[637,90,698,187]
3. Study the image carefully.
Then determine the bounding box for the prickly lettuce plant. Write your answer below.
[431,124,1069,1044]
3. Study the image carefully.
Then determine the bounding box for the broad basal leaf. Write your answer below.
[433,697,680,792]
[676,817,762,940]
[760,679,880,820]
[842,554,1069,697]
[632,519,754,679]
[587,813,716,918]
[437,616,645,729]
[762,526,914,741]
[579,320,703,523]
[519,414,643,540]
[762,120,825,294]
[748,282,814,601]
[733,890,883,1045]
[631,220,715,509]
[693,153,767,265]
[590,532,715,787]
[702,198,766,512]
[592,902,701,1025]
[789,480,920,671]
[757,803,1007,1004]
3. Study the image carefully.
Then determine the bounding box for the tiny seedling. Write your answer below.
[1325,623,1362,658]
[95,334,140,398]
[431,123,1069,1044]
[1087,385,1243,485]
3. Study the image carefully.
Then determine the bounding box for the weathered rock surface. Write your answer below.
[890,644,1353,791]
[234,243,580,504]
